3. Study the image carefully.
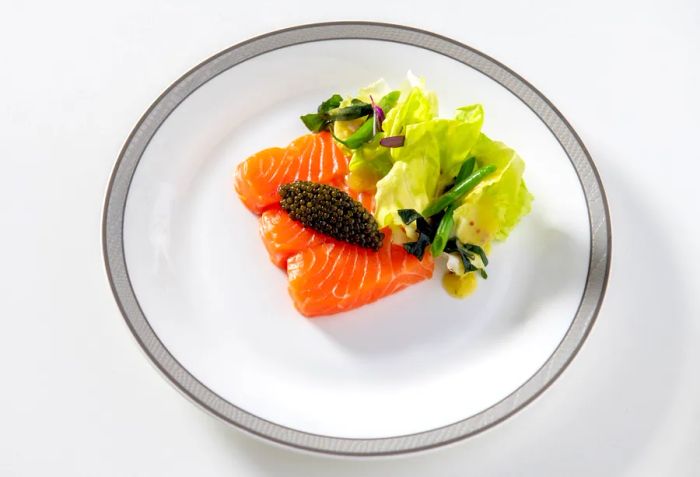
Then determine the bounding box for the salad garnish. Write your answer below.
[397,208,435,260]
[309,91,401,150]
[396,207,488,278]
[300,94,377,132]
[379,135,405,148]
[369,95,385,135]
[444,239,489,279]
[422,164,496,217]
[299,94,342,132]
[312,73,533,298]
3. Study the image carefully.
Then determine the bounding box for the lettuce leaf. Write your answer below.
[393,104,484,192]
[374,161,437,230]
[346,79,438,191]
[347,134,393,191]
[356,78,391,103]
[383,85,438,139]
[372,85,440,226]
[373,104,484,227]
[453,134,533,246]
[344,76,530,255]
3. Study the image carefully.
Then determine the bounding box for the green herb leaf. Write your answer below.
[462,242,489,266]
[403,234,431,260]
[300,113,328,133]
[398,208,422,225]
[444,238,488,277]
[397,208,437,260]
[415,217,436,241]
[318,94,343,114]
[300,94,344,132]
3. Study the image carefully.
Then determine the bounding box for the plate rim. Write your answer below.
[102,21,611,456]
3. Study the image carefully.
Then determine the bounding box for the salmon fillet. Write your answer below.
[258,207,339,269]
[234,132,348,214]
[236,133,432,318]
[287,233,434,317]
[258,185,376,269]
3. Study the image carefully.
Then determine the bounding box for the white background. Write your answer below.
[1,0,698,475]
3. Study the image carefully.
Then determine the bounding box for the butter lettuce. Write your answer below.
[357,78,392,103]
[319,74,533,298]
[373,103,484,227]
[453,134,533,246]
[347,79,438,191]
[374,161,436,231]
[347,134,393,191]
[337,75,531,254]
[393,104,484,191]
[383,85,438,139]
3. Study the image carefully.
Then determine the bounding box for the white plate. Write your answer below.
[103,22,610,455]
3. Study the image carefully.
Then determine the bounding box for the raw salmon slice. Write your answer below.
[258,185,375,269]
[234,132,348,214]
[339,182,375,212]
[258,207,339,269]
[233,147,285,214]
[287,234,434,317]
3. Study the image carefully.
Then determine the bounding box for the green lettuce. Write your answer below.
[373,104,484,227]
[356,78,391,103]
[374,161,436,231]
[382,85,438,139]
[339,76,531,254]
[453,134,533,246]
[347,79,438,191]
[393,104,484,191]
[347,134,393,191]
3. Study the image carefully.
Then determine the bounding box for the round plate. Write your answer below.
[103,22,610,455]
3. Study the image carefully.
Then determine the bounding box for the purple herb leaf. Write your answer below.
[379,135,405,148]
[369,95,385,136]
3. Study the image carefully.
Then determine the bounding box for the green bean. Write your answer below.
[342,117,374,149]
[431,204,456,256]
[377,90,401,111]
[341,91,401,149]
[327,103,373,121]
[423,165,496,217]
[455,156,476,183]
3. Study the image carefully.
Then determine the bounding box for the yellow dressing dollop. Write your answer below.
[442,271,478,298]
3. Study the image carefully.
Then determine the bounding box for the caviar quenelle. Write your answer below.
[279,181,383,250]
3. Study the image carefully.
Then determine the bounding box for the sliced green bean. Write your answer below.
[341,118,374,149]
[423,165,496,217]
[341,91,401,149]
[431,204,456,256]
[377,90,401,111]
[455,156,476,183]
[327,103,373,121]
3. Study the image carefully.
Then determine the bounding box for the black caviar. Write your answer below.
[278,181,383,250]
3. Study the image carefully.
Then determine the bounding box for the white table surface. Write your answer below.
[2,1,699,475]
